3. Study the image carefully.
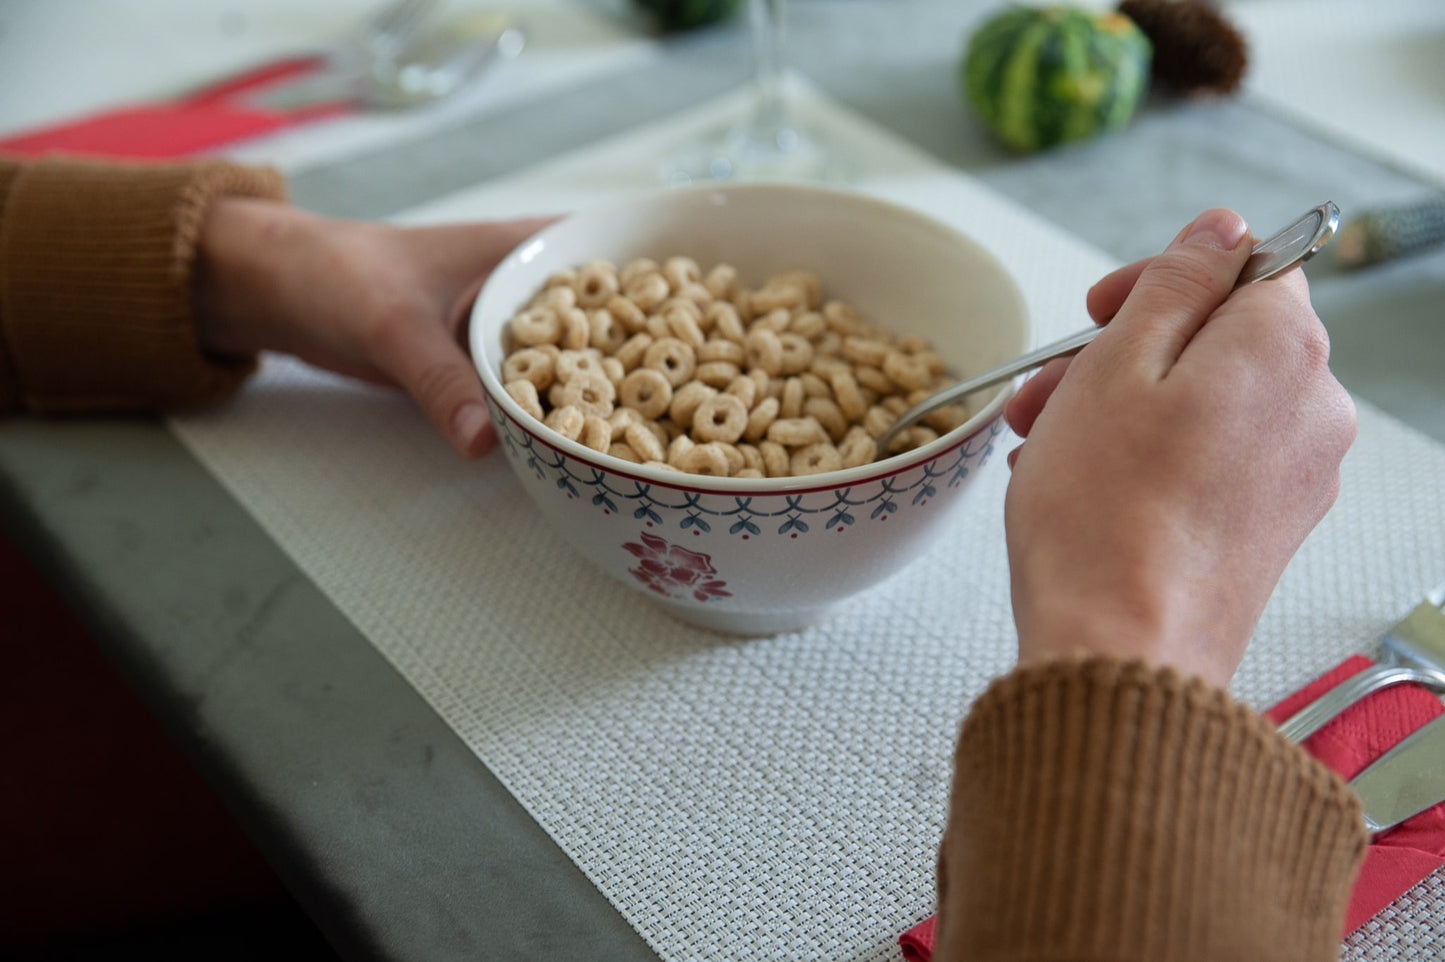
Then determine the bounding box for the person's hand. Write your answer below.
[193,197,550,458]
[1002,208,1356,686]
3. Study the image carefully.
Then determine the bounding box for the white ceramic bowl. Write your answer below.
[471,184,1029,634]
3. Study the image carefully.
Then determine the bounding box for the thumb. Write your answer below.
[1099,208,1252,377]
[386,327,497,458]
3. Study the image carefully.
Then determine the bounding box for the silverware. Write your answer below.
[873,202,1341,456]
[179,0,438,104]
[1349,712,1445,836]
[249,12,524,112]
[1277,586,1445,744]
[1330,196,1445,270]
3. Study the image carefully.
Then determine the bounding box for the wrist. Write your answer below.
[193,196,319,358]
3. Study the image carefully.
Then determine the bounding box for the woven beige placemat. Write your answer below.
[172,80,1445,960]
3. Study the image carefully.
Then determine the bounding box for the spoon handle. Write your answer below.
[875,202,1341,455]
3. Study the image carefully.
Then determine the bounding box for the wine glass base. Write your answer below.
[663,120,854,187]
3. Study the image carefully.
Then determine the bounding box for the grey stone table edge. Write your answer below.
[0,418,657,962]
[5,4,1444,960]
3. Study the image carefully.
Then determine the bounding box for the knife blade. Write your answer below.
[1348,712,1445,836]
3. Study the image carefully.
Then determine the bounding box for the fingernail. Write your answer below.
[1182,209,1249,251]
[451,401,490,454]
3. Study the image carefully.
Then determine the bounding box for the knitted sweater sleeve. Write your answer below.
[0,155,286,413]
[934,658,1368,962]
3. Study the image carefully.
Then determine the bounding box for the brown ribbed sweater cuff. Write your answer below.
[935,658,1367,962]
[0,156,286,413]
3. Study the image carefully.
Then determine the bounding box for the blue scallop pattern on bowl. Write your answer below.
[487,395,1004,541]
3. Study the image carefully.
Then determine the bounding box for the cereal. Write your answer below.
[675,442,731,476]
[510,307,561,346]
[743,328,784,377]
[575,260,620,309]
[669,380,716,426]
[695,360,740,389]
[743,396,780,442]
[675,282,713,307]
[624,272,669,312]
[608,442,642,463]
[840,429,877,468]
[545,405,585,441]
[767,417,828,448]
[624,421,666,463]
[551,371,615,418]
[704,263,738,300]
[692,394,749,444]
[791,442,842,476]
[662,303,705,349]
[698,338,746,366]
[759,440,790,477]
[581,416,612,452]
[505,379,544,420]
[615,332,653,372]
[542,285,576,311]
[502,348,555,391]
[777,332,813,375]
[643,337,697,387]
[707,302,746,343]
[719,442,744,476]
[499,257,970,478]
[790,311,827,341]
[619,258,658,288]
[829,370,868,421]
[601,356,625,390]
[842,336,890,368]
[555,349,605,384]
[804,397,848,442]
[723,374,757,410]
[882,350,933,391]
[606,294,648,333]
[662,256,702,290]
[667,433,695,465]
[863,404,898,439]
[589,309,627,354]
[854,365,895,396]
[559,307,590,351]
[619,367,674,419]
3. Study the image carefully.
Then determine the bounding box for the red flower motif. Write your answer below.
[622,532,732,603]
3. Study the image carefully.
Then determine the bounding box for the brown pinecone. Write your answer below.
[1118,0,1249,95]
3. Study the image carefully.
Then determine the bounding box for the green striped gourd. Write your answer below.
[633,0,743,32]
[963,5,1152,152]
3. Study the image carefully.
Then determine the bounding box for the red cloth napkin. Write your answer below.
[899,655,1445,961]
[0,55,350,160]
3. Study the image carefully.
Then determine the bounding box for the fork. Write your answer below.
[1277,585,1445,743]
[181,0,438,104]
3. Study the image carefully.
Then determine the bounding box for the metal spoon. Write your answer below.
[874,202,1341,456]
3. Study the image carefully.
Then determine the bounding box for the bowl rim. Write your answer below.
[470,182,1030,494]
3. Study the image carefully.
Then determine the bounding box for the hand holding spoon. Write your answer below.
[874,202,1341,456]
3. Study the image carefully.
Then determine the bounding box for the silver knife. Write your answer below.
[1348,712,1445,836]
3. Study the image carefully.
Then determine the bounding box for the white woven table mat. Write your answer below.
[171,81,1445,960]
[1225,0,1445,190]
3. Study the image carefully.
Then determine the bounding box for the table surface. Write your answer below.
[3,3,1443,959]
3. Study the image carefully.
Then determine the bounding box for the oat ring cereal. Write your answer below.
[619,368,673,420]
[500,257,972,478]
[511,307,562,347]
[502,347,555,390]
[692,394,748,444]
[643,337,698,388]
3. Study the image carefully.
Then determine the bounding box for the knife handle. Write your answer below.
[1333,196,1445,269]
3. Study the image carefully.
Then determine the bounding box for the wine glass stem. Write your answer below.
[747,0,788,135]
